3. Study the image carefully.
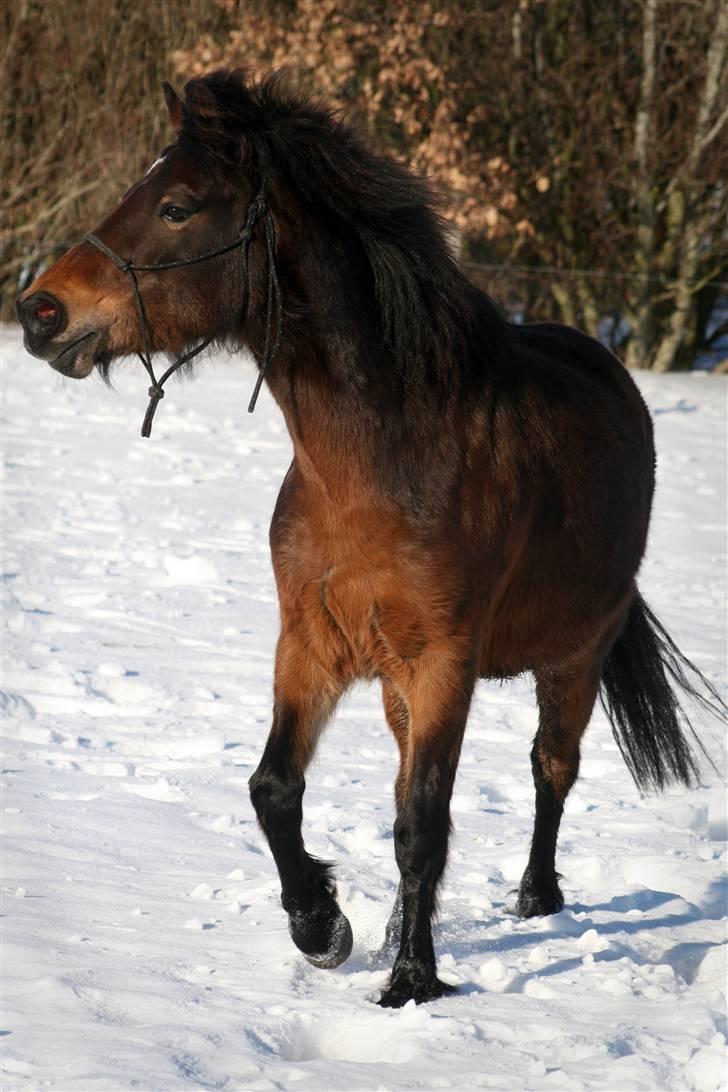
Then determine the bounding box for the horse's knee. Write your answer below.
[249,760,304,835]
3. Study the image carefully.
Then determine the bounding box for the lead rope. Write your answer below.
[84,186,282,437]
[247,210,283,414]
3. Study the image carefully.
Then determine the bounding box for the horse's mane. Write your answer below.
[179,69,507,393]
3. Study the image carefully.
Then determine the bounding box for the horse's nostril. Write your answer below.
[33,300,58,324]
[17,291,66,340]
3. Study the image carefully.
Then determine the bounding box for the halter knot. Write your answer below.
[148,384,164,400]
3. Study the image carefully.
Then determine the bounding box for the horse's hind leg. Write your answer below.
[516,660,600,917]
[249,629,351,967]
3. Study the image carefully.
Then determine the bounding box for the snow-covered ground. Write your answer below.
[2,322,726,1092]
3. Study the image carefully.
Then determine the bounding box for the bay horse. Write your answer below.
[16,70,723,1008]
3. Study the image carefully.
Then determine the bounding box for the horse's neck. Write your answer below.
[266,351,374,500]
[259,238,476,511]
[265,339,463,519]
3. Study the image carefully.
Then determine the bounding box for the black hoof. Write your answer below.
[378,974,456,1008]
[515,870,564,918]
[287,901,353,969]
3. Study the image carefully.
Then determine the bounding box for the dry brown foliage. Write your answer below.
[1,0,230,318]
[173,0,520,243]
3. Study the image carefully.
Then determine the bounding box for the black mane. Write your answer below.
[180,69,507,395]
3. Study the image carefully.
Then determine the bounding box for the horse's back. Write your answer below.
[506,320,654,465]
[511,321,647,408]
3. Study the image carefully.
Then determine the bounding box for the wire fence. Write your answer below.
[463,261,728,291]
[4,243,726,369]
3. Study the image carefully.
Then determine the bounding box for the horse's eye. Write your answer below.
[161,204,191,223]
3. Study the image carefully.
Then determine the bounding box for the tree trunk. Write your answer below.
[624,0,657,370]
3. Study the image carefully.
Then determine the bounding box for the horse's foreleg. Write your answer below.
[249,632,351,968]
[379,658,474,1007]
[516,662,600,917]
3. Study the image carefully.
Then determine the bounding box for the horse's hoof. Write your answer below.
[288,903,353,969]
[515,871,564,918]
[378,975,456,1008]
[302,913,353,969]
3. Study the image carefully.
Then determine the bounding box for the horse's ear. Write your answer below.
[162,81,183,131]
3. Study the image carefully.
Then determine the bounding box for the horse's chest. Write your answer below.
[317,566,428,681]
[274,519,432,684]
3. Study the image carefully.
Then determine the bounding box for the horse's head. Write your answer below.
[15,81,261,382]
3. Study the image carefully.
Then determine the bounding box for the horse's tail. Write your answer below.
[599,592,724,792]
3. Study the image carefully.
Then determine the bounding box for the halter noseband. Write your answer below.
[84,186,283,437]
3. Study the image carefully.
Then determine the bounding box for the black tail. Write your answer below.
[600,593,724,792]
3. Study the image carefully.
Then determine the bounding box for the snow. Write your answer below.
[2,322,726,1091]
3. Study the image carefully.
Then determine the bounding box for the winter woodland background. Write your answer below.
[2,0,727,370]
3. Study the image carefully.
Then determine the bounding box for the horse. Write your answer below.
[16,69,723,1008]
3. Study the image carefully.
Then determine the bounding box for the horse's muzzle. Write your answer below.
[15,289,102,378]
